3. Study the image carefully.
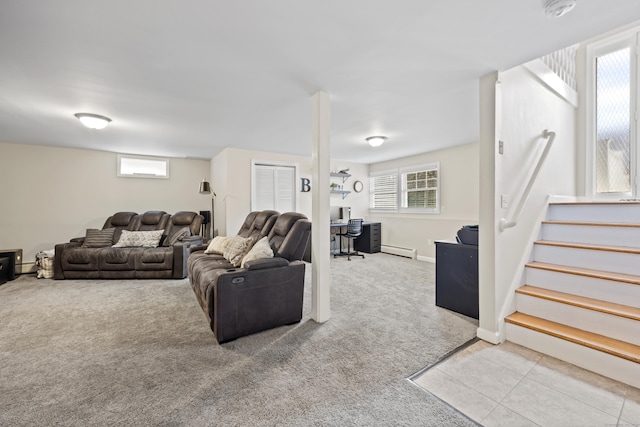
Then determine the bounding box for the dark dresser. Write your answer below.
[355,222,381,253]
[435,240,479,319]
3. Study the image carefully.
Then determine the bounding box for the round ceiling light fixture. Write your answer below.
[366,136,387,147]
[74,112,112,129]
[544,0,578,18]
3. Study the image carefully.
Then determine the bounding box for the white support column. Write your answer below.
[311,91,331,323]
[478,72,500,343]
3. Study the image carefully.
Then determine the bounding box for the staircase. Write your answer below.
[505,201,640,389]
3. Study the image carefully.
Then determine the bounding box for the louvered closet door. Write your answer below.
[252,163,295,212]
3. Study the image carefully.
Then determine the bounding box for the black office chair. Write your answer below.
[334,219,365,260]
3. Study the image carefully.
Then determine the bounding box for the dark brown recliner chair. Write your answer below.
[187,211,311,343]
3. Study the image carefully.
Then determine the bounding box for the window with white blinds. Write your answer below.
[251,162,296,212]
[369,163,440,214]
[369,170,398,211]
[400,163,439,213]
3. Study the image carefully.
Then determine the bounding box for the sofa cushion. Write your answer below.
[99,248,138,270]
[163,226,191,247]
[113,230,164,248]
[204,236,231,255]
[223,235,254,267]
[135,247,173,270]
[109,212,138,227]
[83,228,116,248]
[61,248,100,270]
[241,236,273,268]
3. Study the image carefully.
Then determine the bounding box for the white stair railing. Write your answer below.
[500,129,556,232]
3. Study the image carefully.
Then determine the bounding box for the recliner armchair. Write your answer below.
[187,211,311,343]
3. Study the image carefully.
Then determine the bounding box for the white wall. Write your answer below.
[212,147,369,236]
[478,64,578,343]
[211,148,229,237]
[368,142,479,260]
[0,142,211,270]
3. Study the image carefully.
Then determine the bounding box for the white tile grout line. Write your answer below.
[522,355,630,424]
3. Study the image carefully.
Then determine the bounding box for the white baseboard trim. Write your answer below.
[476,327,504,344]
[19,262,36,275]
[417,255,434,263]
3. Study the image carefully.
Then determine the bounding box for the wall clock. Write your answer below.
[353,180,364,193]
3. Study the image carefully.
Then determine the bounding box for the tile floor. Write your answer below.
[411,340,640,427]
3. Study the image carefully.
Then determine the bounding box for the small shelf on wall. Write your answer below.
[330,189,352,199]
[330,172,351,182]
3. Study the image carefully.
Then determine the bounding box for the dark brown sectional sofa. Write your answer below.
[188,210,311,343]
[54,211,203,280]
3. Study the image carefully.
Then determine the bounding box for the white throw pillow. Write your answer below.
[241,236,273,268]
[204,236,232,254]
[112,229,164,248]
[223,235,254,267]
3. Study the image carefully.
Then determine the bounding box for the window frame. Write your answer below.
[585,28,639,200]
[399,162,440,214]
[369,169,398,212]
[369,163,441,215]
[117,154,170,179]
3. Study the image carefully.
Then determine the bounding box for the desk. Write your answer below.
[330,222,381,254]
[435,240,478,319]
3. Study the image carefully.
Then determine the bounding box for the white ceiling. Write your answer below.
[1,1,639,164]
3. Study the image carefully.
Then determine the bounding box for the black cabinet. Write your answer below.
[435,241,478,319]
[354,222,381,253]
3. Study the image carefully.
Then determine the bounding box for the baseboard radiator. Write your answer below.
[380,245,417,260]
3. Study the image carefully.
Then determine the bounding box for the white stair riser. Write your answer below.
[525,267,640,307]
[548,204,640,223]
[515,294,640,346]
[534,245,640,276]
[541,223,640,249]
[505,323,640,389]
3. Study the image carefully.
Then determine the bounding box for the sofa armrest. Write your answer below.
[54,241,82,279]
[244,257,289,271]
[181,235,203,246]
[210,261,306,343]
[189,243,208,254]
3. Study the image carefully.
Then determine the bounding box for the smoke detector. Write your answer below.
[544,0,578,18]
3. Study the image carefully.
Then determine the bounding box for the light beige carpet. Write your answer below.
[0,253,478,426]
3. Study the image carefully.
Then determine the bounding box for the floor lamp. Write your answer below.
[199,178,216,239]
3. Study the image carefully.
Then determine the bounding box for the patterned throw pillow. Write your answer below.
[223,235,254,267]
[83,228,116,248]
[163,227,191,247]
[112,230,164,248]
[204,236,232,255]
[241,236,273,268]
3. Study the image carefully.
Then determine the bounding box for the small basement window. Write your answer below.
[117,154,170,179]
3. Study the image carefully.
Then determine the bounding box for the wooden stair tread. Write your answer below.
[505,312,640,364]
[526,261,640,285]
[535,240,640,254]
[516,285,640,321]
[542,220,640,228]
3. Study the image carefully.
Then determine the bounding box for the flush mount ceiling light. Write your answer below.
[74,113,112,129]
[366,136,387,147]
[544,0,578,18]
